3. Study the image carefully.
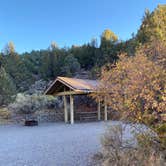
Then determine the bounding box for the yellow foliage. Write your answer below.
[101,29,118,42]
[92,51,166,125]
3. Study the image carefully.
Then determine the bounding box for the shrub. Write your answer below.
[155,123,166,148]
[9,93,61,115]
[0,107,11,119]
[97,124,166,166]
[91,51,166,157]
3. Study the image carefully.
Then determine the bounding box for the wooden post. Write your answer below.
[70,95,74,124]
[63,95,68,123]
[97,99,101,121]
[104,96,108,121]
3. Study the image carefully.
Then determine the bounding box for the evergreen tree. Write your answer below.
[0,66,16,105]
[100,29,119,64]
[136,5,166,44]
[4,51,33,91]
[61,54,80,76]
[71,44,99,69]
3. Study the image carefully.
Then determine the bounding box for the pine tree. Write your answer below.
[4,53,33,91]
[136,5,166,44]
[61,54,80,76]
[100,29,119,64]
[0,67,16,105]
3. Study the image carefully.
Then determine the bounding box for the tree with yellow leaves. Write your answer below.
[92,45,166,147]
[97,53,166,122]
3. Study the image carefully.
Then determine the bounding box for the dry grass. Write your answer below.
[0,107,12,124]
[0,107,11,119]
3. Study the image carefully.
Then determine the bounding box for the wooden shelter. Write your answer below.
[45,76,108,124]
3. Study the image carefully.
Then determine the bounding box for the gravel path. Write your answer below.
[0,122,110,166]
[0,121,135,166]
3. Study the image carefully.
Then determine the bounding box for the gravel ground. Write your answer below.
[0,121,134,166]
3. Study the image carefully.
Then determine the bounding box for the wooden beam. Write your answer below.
[63,95,68,123]
[45,77,76,95]
[104,96,108,121]
[97,99,101,121]
[70,95,74,124]
[54,91,86,96]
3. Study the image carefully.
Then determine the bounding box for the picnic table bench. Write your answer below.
[76,111,98,121]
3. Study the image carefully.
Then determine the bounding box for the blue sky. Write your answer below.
[1,0,165,53]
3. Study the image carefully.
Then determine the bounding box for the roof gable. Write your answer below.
[45,76,99,95]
